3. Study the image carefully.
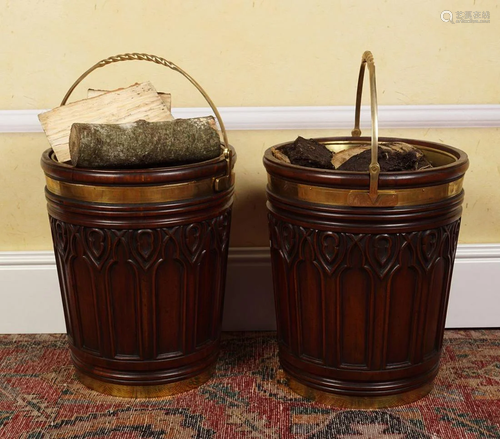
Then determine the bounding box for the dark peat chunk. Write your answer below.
[338,143,432,172]
[279,136,334,169]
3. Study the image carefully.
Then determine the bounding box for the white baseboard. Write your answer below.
[1,104,500,133]
[0,245,498,333]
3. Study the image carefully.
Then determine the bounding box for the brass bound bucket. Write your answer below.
[263,51,468,408]
[41,53,235,397]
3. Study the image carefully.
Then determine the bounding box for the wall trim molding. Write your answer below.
[0,245,499,333]
[3,243,497,266]
[0,251,56,266]
[1,104,500,133]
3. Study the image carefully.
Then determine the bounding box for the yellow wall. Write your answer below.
[1,0,499,249]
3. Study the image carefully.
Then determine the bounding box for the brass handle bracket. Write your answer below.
[214,148,234,191]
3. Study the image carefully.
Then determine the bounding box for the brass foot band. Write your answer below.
[76,368,213,398]
[287,375,434,409]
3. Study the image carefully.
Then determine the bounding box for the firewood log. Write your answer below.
[69,117,221,168]
[38,82,173,163]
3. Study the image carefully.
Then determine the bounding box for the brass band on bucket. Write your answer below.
[76,369,213,398]
[45,173,234,204]
[287,375,434,409]
[268,175,463,207]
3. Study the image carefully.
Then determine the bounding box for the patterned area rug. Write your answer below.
[0,330,499,438]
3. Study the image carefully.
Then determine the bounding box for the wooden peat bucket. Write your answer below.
[263,52,469,408]
[41,53,235,398]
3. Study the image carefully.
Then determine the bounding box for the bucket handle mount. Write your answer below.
[348,51,398,207]
[61,53,232,192]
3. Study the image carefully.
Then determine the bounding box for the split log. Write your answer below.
[69,117,221,168]
[39,82,173,163]
[88,88,172,112]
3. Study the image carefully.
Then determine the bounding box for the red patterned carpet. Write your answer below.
[0,330,499,438]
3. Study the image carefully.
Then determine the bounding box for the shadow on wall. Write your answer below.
[223,185,276,331]
[223,252,276,331]
[230,184,270,247]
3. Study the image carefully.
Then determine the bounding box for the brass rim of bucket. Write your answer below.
[264,51,468,208]
[267,175,464,208]
[266,137,466,208]
[42,147,235,204]
[45,173,235,204]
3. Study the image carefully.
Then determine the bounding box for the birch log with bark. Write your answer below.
[69,117,221,168]
[38,82,173,162]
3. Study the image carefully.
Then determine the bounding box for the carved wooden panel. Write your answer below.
[268,214,461,373]
[50,211,231,365]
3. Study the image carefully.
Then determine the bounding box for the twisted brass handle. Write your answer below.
[61,53,232,191]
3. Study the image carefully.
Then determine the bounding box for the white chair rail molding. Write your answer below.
[2,104,500,132]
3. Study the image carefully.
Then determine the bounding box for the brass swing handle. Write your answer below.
[348,51,398,207]
[351,51,380,202]
[61,53,232,192]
